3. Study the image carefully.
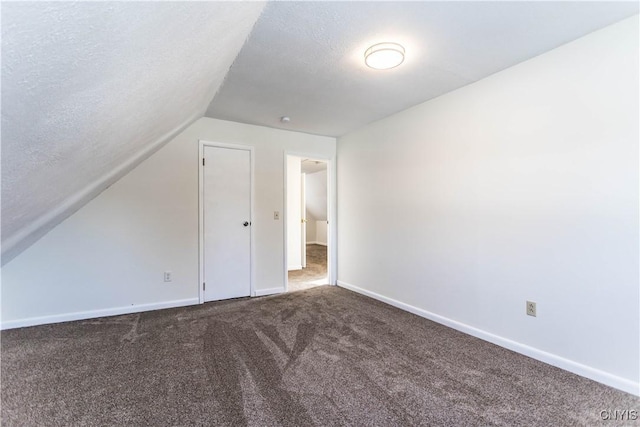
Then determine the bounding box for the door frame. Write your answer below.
[284,152,336,292]
[199,140,255,303]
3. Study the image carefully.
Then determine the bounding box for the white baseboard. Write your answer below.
[288,265,302,271]
[307,241,327,246]
[254,287,285,297]
[337,280,639,396]
[0,298,200,331]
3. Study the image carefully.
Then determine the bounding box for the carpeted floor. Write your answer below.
[287,244,328,292]
[1,286,637,426]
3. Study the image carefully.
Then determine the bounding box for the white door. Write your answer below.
[203,146,251,301]
[286,156,302,270]
[301,173,307,268]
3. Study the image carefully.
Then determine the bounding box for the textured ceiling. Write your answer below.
[1,2,265,264]
[2,2,638,265]
[206,1,639,137]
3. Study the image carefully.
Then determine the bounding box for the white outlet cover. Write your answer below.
[526,301,537,317]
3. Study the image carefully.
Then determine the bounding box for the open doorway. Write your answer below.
[286,155,330,292]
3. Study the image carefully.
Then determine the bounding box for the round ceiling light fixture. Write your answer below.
[364,42,405,70]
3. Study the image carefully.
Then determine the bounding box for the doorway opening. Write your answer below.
[285,155,330,292]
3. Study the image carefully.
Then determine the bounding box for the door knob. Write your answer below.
[243,221,249,227]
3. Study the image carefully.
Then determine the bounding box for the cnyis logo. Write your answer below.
[600,409,638,421]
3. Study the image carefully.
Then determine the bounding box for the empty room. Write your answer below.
[1,1,639,425]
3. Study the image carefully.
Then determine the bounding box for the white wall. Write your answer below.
[337,16,639,394]
[287,156,302,270]
[305,169,327,220]
[305,169,328,245]
[1,117,335,327]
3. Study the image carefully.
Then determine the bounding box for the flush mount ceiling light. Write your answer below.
[364,42,405,70]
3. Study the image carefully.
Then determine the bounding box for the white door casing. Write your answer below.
[201,144,252,302]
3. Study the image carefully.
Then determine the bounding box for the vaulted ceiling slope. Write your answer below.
[207,1,639,137]
[1,2,265,265]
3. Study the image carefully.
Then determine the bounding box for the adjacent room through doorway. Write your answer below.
[286,156,329,292]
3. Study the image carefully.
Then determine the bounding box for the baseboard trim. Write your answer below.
[0,298,200,331]
[288,265,302,271]
[337,280,639,396]
[307,241,327,246]
[254,287,285,297]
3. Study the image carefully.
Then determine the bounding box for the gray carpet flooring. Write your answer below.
[287,244,328,292]
[2,286,638,426]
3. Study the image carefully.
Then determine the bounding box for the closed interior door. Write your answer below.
[203,146,251,301]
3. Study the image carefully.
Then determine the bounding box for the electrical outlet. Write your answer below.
[526,301,536,317]
[164,271,172,282]
[274,211,280,220]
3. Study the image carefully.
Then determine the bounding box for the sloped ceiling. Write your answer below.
[206,1,639,136]
[1,2,265,264]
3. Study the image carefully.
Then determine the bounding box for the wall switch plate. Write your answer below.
[526,301,536,317]
[164,271,172,282]
[274,211,280,220]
